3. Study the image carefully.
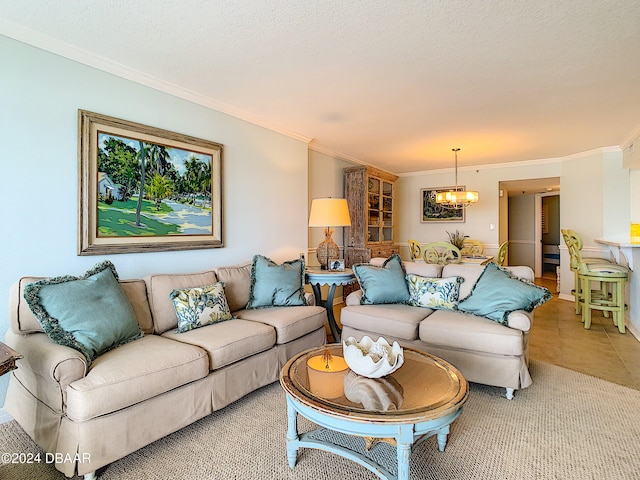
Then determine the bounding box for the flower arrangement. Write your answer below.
[446,230,468,249]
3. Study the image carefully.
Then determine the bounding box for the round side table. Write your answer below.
[305,268,356,341]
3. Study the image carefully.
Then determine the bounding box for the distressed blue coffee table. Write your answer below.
[280,344,468,480]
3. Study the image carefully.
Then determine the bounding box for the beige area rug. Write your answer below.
[1,360,639,480]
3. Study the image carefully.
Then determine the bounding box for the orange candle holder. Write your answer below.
[306,353,349,399]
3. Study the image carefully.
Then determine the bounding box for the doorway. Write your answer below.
[499,177,560,292]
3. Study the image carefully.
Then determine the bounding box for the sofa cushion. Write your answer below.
[145,270,218,334]
[23,261,144,367]
[406,274,463,310]
[353,254,410,305]
[235,305,326,344]
[66,335,208,422]
[214,262,252,312]
[247,255,306,308]
[162,319,276,370]
[370,258,443,278]
[10,277,48,334]
[340,304,430,341]
[119,280,154,333]
[170,282,233,333]
[456,263,551,325]
[419,309,525,356]
[11,277,153,335]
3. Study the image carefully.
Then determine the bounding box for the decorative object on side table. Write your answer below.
[0,342,23,377]
[305,268,356,342]
[342,336,404,378]
[308,198,351,269]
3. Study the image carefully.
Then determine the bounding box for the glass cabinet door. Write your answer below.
[367,177,380,242]
[381,181,393,242]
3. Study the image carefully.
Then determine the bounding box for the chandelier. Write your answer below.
[435,148,479,208]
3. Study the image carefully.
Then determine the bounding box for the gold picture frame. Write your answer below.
[78,110,223,255]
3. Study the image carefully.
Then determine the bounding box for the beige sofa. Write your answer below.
[4,261,327,479]
[341,258,543,400]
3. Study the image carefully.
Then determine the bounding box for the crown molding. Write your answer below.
[308,141,368,166]
[0,21,312,144]
[621,124,640,149]
[398,146,622,177]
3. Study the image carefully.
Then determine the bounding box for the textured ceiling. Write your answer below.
[2,1,640,173]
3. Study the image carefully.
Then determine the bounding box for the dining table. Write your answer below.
[459,255,493,265]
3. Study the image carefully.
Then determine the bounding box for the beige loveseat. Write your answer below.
[4,261,326,479]
[341,258,546,400]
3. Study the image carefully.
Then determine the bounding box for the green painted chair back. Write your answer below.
[422,242,461,265]
[492,241,509,266]
[461,239,483,256]
[408,240,422,261]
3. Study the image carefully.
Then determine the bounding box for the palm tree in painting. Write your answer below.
[135,141,147,227]
[183,156,210,205]
[146,143,172,176]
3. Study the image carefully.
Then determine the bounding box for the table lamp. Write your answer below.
[308,198,351,269]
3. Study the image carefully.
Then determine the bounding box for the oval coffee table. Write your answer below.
[280,343,468,480]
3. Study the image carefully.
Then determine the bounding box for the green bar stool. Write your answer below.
[561,229,614,315]
[578,261,629,333]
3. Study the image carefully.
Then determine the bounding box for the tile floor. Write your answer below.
[530,274,640,390]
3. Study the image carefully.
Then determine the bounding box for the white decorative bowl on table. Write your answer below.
[342,336,404,378]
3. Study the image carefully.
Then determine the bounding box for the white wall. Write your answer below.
[307,148,358,266]
[397,150,631,301]
[632,170,640,224]
[396,159,562,259]
[0,36,310,407]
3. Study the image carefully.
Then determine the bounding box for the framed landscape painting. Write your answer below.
[78,110,223,255]
[421,186,465,223]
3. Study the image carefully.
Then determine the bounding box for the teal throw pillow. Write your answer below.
[353,254,410,305]
[247,255,306,308]
[406,274,463,310]
[456,263,551,325]
[171,282,233,333]
[23,261,143,366]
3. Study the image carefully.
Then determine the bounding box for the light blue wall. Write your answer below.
[0,35,310,407]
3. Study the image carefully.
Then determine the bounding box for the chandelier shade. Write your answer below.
[435,148,478,208]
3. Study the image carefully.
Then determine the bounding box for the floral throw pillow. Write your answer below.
[170,282,233,333]
[406,274,463,310]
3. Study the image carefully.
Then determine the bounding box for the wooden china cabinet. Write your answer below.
[343,165,399,268]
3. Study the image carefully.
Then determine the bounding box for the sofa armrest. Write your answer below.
[5,330,87,410]
[345,290,363,306]
[506,310,533,332]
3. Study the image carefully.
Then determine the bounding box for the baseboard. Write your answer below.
[0,408,14,424]
[626,322,640,342]
[558,293,574,302]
